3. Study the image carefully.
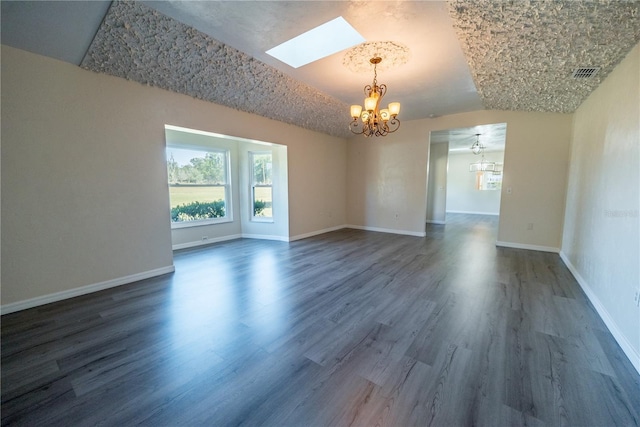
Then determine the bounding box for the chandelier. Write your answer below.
[349,57,401,137]
[469,134,498,172]
[470,133,483,154]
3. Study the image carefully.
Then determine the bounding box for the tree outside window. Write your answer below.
[167,147,231,224]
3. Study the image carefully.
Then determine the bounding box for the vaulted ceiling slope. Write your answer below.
[3,1,640,139]
[81,1,350,138]
[448,0,640,113]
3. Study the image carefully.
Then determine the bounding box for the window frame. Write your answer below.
[249,151,274,223]
[167,146,233,229]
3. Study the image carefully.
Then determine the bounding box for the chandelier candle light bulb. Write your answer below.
[349,57,401,137]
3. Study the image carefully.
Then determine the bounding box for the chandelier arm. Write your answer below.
[386,117,400,133]
[372,121,385,137]
[378,84,387,99]
[349,119,365,135]
[363,84,372,98]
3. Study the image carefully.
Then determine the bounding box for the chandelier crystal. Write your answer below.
[349,57,401,137]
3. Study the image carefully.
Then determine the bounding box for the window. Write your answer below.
[475,169,503,191]
[166,147,231,227]
[250,152,273,221]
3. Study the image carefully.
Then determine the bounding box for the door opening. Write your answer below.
[426,123,507,236]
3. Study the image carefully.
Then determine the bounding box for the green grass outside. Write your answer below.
[169,186,226,208]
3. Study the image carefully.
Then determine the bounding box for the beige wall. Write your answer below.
[426,142,448,223]
[561,43,640,371]
[1,46,347,308]
[288,133,347,238]
[347,111,572,249]
[347,123,429,236]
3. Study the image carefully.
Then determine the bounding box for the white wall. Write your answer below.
[1,46,347,309]
[347,110,572,248]
[561,43,640,372]
[165,127,243,247]
[426,142,448,224]
[446,150,504,215]
[238,141,289,241]
[164,127,290,248]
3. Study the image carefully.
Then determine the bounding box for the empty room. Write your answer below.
[2,1,639,425]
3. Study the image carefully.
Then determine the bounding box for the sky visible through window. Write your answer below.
[166,147,208,166]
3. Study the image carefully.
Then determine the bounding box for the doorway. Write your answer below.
[426,123,507,232]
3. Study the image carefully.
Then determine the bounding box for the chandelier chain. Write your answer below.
[373,62,378,87]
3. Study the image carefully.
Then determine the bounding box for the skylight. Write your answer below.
[266,17,365,68]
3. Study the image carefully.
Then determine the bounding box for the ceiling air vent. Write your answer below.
[572,67,600,79]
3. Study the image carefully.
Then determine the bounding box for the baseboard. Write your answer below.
[559,251,640,375]
[446,210,500,216]
[0,265,176,315]
[347,224,426,238]
[172,234,242,250]
[427,220,446,225]
[288,225,348,242]
[174,227,346,247]
[242,233,289,242]
[495,241,559,253]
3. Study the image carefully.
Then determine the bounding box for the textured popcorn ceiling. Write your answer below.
[71,1,640,137]
[81,1,351,138]
[448,0,640,113]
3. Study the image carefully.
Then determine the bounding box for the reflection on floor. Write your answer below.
[2,214,639,425]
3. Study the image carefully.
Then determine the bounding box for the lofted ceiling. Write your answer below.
[2,1,639,139]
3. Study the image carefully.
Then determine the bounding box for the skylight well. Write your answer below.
[266,16,364,68]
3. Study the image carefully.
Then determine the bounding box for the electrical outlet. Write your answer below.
[527,223,534,230]
[395,213,400,220]
[202,236,209,241]
[635,291,640,307]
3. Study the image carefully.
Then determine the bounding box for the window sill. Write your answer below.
[171,218,233,229]
[250,218,274,224]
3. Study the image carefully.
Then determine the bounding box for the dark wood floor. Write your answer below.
[2,214,639,426]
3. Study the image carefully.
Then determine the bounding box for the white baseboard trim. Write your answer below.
[427,220,446,225]
[0,265,176,315]
[242,233,289,242]
[347,224,426,238]
[495,241,559,253]
[174,227,347,247]
[172,234,242,250]
[446,210,500,216]
[288,225,348,242]
[559,251,640,375]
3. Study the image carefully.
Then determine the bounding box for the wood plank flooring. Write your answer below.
[2,214,639,426]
